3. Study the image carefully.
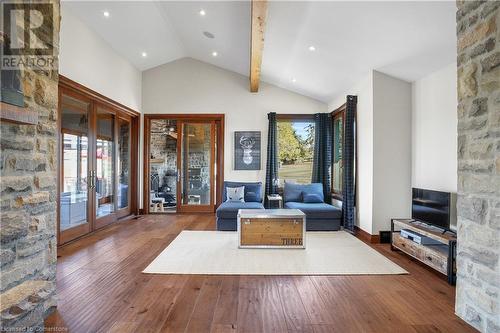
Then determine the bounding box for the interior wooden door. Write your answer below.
[59,90,94,244]
[177,120,216,213]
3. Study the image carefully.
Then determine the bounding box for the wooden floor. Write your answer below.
[45,214,475,333]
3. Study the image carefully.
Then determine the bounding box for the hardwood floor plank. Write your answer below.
[186,277,223,332]
[159,275,206,332]
[274,276,314,333]
[257,277,288,333]
[292,276,335,325]
[133,282,185,332]
[237,277,264,333]
[211,276,240,333]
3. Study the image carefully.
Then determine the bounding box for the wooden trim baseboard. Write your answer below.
[354,226,380,244]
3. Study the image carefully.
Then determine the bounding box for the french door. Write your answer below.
[59,85,136,244]
[144,115,224,215]
[177,121,216,213]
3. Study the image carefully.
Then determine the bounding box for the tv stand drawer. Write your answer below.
[393,233,423,258]
[422,248,447,274]
[392,233,448,275]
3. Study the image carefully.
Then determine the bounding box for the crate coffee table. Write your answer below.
[237,209,306,249]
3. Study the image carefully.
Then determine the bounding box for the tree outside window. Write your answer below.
[277,121,315,185]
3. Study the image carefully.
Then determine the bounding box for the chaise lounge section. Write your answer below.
[216,181,264,231]
[283,182,341,231]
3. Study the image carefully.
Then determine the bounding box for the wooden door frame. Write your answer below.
[176,120,216,213]
[58,75,140,245]
[93,101,118,230]
[114,114,134,220]
[58,86,94,245]
[143,114,225,215]
[331,103,346,200]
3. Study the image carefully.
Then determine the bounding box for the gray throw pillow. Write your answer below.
[226,186,245,202]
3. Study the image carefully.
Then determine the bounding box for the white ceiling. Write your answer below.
[62,1,456,102]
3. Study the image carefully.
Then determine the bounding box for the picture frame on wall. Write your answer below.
[234,131,261,170]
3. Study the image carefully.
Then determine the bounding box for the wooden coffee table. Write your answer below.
[237,209,306,249]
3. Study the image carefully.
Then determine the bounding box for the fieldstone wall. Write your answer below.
[0,0,60,330]
[456,1,500,332]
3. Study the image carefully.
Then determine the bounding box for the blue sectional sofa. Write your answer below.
[284,182,341,231]
[216,181,264,231]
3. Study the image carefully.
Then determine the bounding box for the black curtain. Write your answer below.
[311,113,332,197]
[264,112,278,207]
[342,95,357,232]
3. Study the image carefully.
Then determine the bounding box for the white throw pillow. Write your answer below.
[226,186,245,202]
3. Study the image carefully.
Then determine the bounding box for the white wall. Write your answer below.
[141,57,327,208]
[329,71,412,235]
[59,5,142,111]
[329,72,374,234]
[412,63,457,192]
[372,71,412,234]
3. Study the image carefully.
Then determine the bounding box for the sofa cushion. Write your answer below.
[284,182,324,203]
[226,186,245,202]
[216,201,265,219]
[284,182,303,202]
[284,202,342,219]
[303,193,323,203]
[223,181,262,203]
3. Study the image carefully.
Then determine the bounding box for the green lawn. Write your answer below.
[278,161,313,184]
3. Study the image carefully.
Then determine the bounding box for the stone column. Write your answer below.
[455,1,500,332]
[0,0,60,330]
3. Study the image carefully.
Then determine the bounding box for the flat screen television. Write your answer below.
[412,188,457,231]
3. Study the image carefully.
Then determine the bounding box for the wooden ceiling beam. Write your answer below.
[250,0,268,93]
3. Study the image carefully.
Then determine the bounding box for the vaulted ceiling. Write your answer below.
[62,1,456,102]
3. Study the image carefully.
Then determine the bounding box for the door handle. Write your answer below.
[89,171,96,189]
[88,171,93,189]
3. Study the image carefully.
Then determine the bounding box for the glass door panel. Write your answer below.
[96,108,115,219]
[149,119,178,213]
[117,118,131,211]
[59,93,91,242]
[179,122,214,211]
[333,113,344,194]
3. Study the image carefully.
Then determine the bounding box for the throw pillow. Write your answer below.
[303,193,323,203]
[246,191,257,202]
[226,186,245,202]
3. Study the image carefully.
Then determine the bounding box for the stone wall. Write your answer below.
[455,1,500,332]
[0,0,60,330]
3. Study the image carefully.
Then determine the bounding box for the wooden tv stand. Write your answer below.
[391,219,457,285]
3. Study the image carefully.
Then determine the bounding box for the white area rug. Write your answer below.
[143,231,408,275]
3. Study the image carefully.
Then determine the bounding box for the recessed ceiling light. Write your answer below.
[199,9,206,16]
[141,52,147,58]
[308,46,316,51]
[203,31,215,39]
[212,51,218,57]
[291,78,297,83]
[103,11,110,18]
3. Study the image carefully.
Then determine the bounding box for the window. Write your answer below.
[277,118,315,185]
[332,110,344,195]
[331,103,355,199]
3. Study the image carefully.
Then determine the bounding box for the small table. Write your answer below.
[238,209,306,249]
[151,198,165,212]
[267,194,283,209]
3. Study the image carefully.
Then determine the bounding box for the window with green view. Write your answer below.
[277,121,315,185]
